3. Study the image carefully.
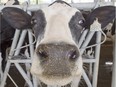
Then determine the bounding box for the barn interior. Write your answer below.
[0,0,116,87]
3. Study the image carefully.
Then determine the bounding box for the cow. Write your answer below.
[1,0,115,86]
[83,6,115,59]
[0,0,19,70]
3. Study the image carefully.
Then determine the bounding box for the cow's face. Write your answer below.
[2,1,84,85]
[31,2,84,85]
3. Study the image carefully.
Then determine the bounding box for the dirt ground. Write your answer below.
[4,42,113,87]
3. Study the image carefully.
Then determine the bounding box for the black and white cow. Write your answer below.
[1,0,115,86]
[0,0,19,70]
[83,6,115,58]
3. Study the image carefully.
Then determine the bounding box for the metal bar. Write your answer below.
[9,29,20,58]
[78,29,89,48]
[80,31,95,54]
[28,30,34,59]
[9,59,32,63]
[15,63,33,87]
[92,31,101,87]
[28,30,39,87]
[111,26,116,87]
[82,69,92,87]
[83,59,96,63]
[0,29,21,87]
[0,61,11,87]
[89,63,93,75]
[13,30,33,87]
[32,75,39,87]
[14,30,27,55]
[79,31,95,87]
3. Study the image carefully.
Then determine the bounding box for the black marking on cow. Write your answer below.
[12,0,19,5]
[1,0,20,70]
[111,20,115,35]
[2,7,31,29]
[1,13,15,42]
[69,11,85,42]
[49,0,71,7]
[85,6,115,30]
[32,10,46,40]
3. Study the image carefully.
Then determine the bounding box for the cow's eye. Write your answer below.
[78,19,84,25]
[31,19,37,25]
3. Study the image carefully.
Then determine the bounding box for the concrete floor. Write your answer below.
[5,42,113,87]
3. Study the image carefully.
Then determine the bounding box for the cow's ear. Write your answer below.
[2,7,32,29]
[85,6,115,29]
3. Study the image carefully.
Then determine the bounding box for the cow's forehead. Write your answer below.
[41,2,80,21]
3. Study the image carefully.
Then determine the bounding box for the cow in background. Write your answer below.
[83,6,115,58]
[0,0,19,70]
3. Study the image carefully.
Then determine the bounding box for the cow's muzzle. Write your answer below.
[36,42,80,77]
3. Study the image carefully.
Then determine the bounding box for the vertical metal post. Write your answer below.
[80,31,95,54]
[92,31,101,87]
[14,30,27,55]
[9,29,21,57]
[78,29,89,48]
[28,30,38,87]
[0,61,11,87]
[111,28,116,87]
[13,30,33,87]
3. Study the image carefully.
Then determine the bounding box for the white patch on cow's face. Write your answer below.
[36,2,80,45]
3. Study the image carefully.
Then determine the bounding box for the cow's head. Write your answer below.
[2,0,115,86]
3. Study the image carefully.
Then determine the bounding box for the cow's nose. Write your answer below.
[36,42,80,62]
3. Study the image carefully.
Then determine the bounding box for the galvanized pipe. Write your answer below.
[111,27,116,87]
[92,31,101,87]
[80,31,95,54]
[9,29,21,58]
[78,29,89,48]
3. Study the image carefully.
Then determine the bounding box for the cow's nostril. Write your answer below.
[38,50,48,58]
[68,50,79,61]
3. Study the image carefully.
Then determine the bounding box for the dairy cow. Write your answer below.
[83,6,115,58]
[2,0,115,86]
[0,0,19,71]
